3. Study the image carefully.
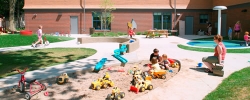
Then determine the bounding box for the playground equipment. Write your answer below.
[112,44,128,64]
[11,68,46,100]
[106,87,125,100]
[90,72,114,90]
[56,73,69,84]
[93,58,107,72]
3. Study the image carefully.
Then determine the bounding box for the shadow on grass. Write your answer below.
[0,48,96,78]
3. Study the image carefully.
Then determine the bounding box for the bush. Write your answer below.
[91,32,126,37]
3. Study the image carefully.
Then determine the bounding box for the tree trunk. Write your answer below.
[9,0,17,31]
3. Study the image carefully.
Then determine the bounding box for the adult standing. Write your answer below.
[202,35,227,73]
[32,25,43,47]
[206,21,212,36]
[233,21,242,40]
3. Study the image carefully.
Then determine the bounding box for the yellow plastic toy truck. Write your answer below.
[147,69,167,79]
[106,87,125,100]
[57,73,69,84]
[133,76,153,92]
[90,72,114,90]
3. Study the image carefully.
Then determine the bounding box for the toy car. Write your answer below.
[106,87,125,100]
[57,73,69,84]
[146,69,167,79]
[168,59,181,72]
[90,72,114,90]
[130,75,153,93]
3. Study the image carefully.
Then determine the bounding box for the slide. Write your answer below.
[94,58,107,72]
[113,55,128,64]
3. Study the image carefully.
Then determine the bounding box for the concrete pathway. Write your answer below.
[0,34,249,100]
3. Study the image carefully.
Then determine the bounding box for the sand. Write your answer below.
[0,60,182,100]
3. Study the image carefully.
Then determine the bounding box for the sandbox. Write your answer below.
[1,60,180,100]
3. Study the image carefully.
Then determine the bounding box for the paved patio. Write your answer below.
[0,34,249,100]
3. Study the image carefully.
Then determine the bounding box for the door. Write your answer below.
[70,16,78,34]
[179,20,185,36]
[185,16,194,35]
[221,14,227,36]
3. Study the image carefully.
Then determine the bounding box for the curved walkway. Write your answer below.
[0,34,249,100]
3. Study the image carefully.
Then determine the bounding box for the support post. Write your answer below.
[213,6,227,35]
[217,10,221,35]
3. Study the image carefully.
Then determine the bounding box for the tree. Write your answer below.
[9,0,17,31]
[100,0,116,35]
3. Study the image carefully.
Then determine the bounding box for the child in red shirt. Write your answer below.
[128,27,135,38]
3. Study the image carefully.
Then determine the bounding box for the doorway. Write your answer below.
[70,16,78,34]
[221,14,227,36]
[185,16,194,35]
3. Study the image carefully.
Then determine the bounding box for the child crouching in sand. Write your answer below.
[160,54,171,70]
[150,58,161,75]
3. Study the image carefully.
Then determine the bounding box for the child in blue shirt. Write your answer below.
[228,26,232,40]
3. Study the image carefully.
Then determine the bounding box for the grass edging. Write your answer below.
[204,67,250,100]
[177,44,250,53]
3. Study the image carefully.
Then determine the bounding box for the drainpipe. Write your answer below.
[83,0,86,34]
[174,0,176,30]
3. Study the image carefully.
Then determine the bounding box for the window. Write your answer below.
[153,12,171,30]
[200,14,208,24]
[92,12,111,30]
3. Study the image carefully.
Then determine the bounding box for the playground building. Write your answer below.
[23,0,249,36]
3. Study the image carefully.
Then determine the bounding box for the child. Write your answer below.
[228,26,233,40]
[244,31,250,46]
[32,25,43,47]
[128,27,135,38]
[150,58,161,75]
[149,48,161,63]
[160,54,171,70]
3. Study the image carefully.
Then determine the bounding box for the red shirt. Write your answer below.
[129,29,134,35]
[214,42,227,60]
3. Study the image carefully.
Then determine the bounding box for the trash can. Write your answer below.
[89,27,95,35]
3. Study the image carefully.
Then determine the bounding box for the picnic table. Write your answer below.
[145,30,178,38]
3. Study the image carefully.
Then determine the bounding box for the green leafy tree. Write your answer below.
[100,0,116,35]
[0,0,24,31]
[9,0,17,31]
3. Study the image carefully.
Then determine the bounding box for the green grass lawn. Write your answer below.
[0,34,74,48]
[177,44,250,53]
[0,48,96,78]
[91,32,127,37]
[204,67,250,100]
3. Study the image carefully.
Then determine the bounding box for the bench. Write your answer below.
[212,63,224,76]
[169,30,178,36]
[146,30,169,38]
[146,30,178,38]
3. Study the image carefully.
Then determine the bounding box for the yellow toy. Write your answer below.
[90,72,114,90]
[130,75,153,93]
[148,69,167,79]
[106,87,125,100]
[171,62,180,68]
[57,73,69,84]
